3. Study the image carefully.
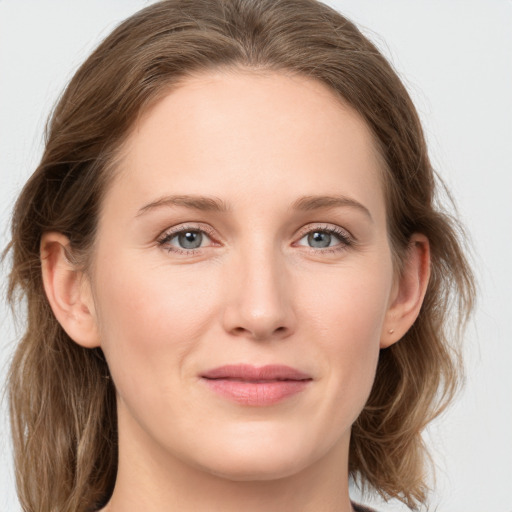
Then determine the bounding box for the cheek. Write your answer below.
[298,261,392,414]
[302,260,392,349]
[91,256,220,394]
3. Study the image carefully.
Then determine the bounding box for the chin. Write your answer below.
[200,454,310,482]
[186,429,326,482]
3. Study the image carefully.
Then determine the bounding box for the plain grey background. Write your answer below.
[1,1,511,511]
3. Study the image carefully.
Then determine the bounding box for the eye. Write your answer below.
[304,231,336,248]
[157,226,214,253]
[296,226,352,251]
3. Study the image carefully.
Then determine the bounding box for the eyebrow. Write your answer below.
[292,195,373,221]
[136,193,372,221]
[136,195,230,216]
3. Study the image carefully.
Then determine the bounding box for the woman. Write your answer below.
[4,0,474,511]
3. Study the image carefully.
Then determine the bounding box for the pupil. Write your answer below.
[178,231,202,249]
[308,231,331,248]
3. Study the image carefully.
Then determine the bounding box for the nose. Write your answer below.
[221,245,296,341]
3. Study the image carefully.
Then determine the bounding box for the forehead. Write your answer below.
[107,70,386,221]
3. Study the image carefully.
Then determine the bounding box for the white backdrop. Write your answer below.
[1,1,511,511]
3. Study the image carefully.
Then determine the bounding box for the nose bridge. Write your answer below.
[222,235,295,340]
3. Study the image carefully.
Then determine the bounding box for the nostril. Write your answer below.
[228,324,290,340]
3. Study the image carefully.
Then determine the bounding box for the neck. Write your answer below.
[101,408,354,512]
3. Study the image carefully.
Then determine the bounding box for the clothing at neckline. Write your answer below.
[352,502,378,512]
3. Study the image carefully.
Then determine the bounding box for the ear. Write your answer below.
[380,233,430,349]
[40,232,100,348]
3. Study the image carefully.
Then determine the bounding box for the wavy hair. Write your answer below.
[4,1,475,510]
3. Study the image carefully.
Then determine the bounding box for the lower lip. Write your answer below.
[202,378,310,406]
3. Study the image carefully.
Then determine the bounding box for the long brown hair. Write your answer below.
[4,1,475,510]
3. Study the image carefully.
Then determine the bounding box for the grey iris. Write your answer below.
[178,231,203,249]
[308,231,331,248]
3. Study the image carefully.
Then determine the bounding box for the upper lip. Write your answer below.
[201,364,312,381]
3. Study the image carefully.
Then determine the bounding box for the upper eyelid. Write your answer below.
[295,223,353,240]
[158,223,217,240]
[157,222,354,239]
[157,225,216,254]
[158,222,350,234]
[156,222,354,247]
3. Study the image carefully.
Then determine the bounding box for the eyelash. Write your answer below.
[294,224,354,254]
[156,223,354,255]
[157,224,217,255]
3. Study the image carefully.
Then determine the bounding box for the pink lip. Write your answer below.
[201,364,312,406]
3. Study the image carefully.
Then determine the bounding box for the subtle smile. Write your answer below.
[201,364,313,406]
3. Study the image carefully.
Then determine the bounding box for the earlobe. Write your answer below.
[40,232,100,348]
[380,234,430,349]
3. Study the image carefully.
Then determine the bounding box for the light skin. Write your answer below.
[41,70,430,512]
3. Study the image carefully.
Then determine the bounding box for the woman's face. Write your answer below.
[89,70,398,480]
